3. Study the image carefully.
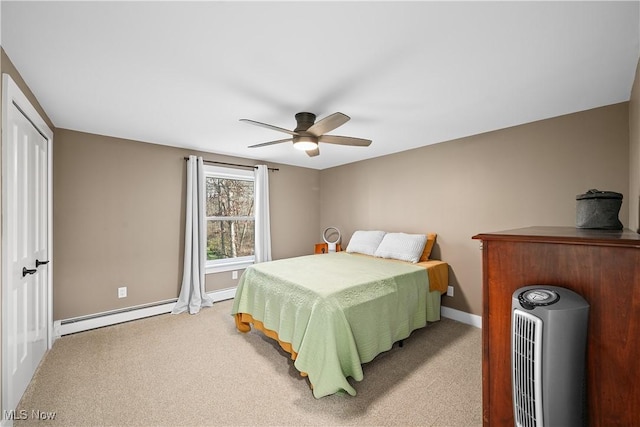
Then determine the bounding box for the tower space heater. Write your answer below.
[511,285,589,427]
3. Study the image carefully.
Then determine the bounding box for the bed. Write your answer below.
[231,231,448,398]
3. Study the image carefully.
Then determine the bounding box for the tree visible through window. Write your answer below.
[205,167,255,267]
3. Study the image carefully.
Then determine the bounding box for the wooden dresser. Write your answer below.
[472,226,640,426]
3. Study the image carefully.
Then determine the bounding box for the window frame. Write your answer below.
[203,165,255,274]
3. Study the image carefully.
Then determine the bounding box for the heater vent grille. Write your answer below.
[512,309,544,427]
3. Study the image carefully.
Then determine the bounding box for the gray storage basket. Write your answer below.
[575,189,623,230]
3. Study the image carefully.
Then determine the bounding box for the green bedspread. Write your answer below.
[231,252,430,398]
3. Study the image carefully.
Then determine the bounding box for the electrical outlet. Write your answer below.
[447,286,454,297]
[118,286,127,298]
[232,270,238,280]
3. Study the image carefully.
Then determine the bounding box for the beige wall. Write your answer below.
[629,57,640,232]
[320,103,630,316]
[3,46,638,322]
[53,129,320,319]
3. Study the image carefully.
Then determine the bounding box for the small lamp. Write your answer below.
[323,226,341,252]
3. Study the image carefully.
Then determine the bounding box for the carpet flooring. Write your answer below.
[15,299,482,426]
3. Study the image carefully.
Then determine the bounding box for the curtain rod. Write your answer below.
[183,157,278,171]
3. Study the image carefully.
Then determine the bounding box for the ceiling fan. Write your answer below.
[240,112,371,157]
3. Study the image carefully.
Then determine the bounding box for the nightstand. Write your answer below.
[314,243,342,254]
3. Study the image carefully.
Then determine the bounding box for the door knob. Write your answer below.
[36,259,50,267]
[22,267,37,277]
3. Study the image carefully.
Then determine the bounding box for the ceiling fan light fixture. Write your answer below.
[293,135,318,151]
[243,112,370,156]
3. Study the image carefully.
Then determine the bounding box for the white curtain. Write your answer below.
[254,165,272,263]
[172,155,214,315]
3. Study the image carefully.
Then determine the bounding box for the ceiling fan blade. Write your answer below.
[319,135,372,146]
[306,147,320,157]
[240,119,299,136]
[306,112,350,136]
[248,138,293,148]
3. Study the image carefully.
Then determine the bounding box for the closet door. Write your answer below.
[2,73,53,418]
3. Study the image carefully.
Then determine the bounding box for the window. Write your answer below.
[204,165,255,273]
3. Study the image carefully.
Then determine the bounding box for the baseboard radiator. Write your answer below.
[54,288,237,337]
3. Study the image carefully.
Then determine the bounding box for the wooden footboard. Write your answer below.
[234,313,300,362]
[235,313,310,381]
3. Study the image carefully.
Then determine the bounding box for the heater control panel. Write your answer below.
[518,288,560,310]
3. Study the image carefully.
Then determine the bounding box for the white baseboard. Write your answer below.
[54,288,237,337]
[54,289,480,337]
[441,306,482,329]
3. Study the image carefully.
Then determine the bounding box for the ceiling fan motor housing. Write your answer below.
[294,112,316,132]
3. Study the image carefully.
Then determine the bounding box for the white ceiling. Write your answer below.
[2,1,639,170]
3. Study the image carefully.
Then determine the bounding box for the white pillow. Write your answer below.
[345,230,387,256]
[374,232,427,263]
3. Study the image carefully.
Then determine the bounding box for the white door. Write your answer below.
[1,74,53,420]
